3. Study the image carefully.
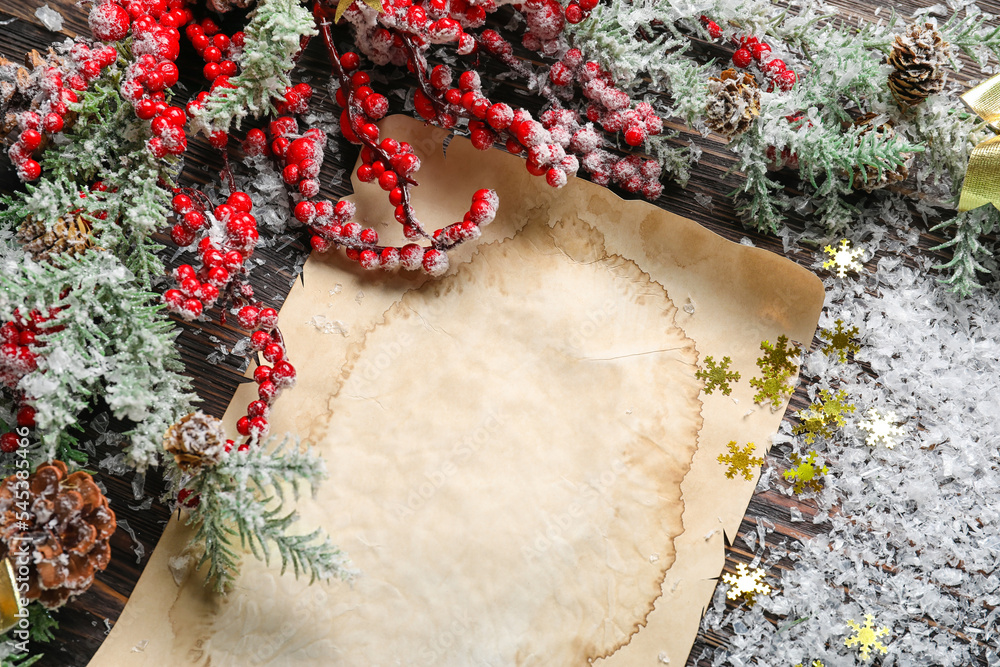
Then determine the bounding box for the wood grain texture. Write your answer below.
[0,0,990,664]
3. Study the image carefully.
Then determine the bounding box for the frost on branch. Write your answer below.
[0,252,193,471]
[170,432,355,592]
[192,0,317,134]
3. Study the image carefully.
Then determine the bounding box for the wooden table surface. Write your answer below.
[0,0,988,664]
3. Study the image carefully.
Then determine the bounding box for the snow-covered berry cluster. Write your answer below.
[344,0,479,66]
[540,107,663,198]
[549,49,664,148]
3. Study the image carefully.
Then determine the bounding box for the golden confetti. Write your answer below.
[792,389,855,444]
[823,239,864,277]
[757,335,801,376]
[819,319,861,363]
[696,355,741,395]
[722,562,771,606]
[845,614,890,660]
[717,441,765,481]
[783,450,829,494]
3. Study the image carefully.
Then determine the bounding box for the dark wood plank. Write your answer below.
[0,1,994,665]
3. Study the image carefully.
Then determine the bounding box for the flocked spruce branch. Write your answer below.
[172,433,354,592]
[0,58,179,287]
[0,251,193,470]
[192,0,317,134]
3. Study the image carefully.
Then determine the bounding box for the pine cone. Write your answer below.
[850,113,912,192]
[705,69,761,139]
[0,461,116,609]
[16,213,94,263]
[164,412,229,471]
[888,23,951,109]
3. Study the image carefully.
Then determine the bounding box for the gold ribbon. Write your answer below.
[959,73,1000,211]
[0,556,23,634]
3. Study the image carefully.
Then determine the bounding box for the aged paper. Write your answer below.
[90,116,824,666]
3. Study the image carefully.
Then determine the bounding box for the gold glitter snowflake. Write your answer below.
[794,662,825,667]
[757,335,801,376]
[750,370,796,409]
[858,408,905,448]
[823,239,864,277]
[845,614,890,660]
[783,450,829,494]
[792,389,855,443]
[718,441,765,480]
[819,319,861,363]
[696,355,741,395]
[722,562,771,606]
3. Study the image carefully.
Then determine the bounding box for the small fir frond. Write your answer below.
[0,252,193,470]
[176,435,355,592]
[193,0,317,133]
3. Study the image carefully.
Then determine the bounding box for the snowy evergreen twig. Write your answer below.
[174,435,354,592]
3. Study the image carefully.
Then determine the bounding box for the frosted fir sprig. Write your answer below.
[0,252,193,470]
[192,0,317,134]
[174,434,355,592]
[0,64,179,287]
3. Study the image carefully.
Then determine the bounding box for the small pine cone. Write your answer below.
[850,113,912,192]
[164,412,228,471]
[0,461,116,609]
[705,69,761,139]
[888,23,951,109]
[16,213,94,263]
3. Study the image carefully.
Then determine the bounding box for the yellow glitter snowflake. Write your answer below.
[757,335,801,376]
[845,614,890,660]
[696,355,741,395]
[792,389,855,443]
[718,441,765,480]
[819,319,861,363]
[750,370,796,410]
[858,408,905,448]
[783,450,829,494]
[823,239,864,277]
[794,662,825,667]
[722,562,771,606]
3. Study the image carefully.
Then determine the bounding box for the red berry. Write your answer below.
[172,193,194,213]
[182,210,205,231]
[263,343,283,363]
[243,128,268,156]
[764,58,787,76]
[340,52,360,71]
[258,379,277,401]
[209,130,228,149]
[19,160,41,181]
[750,42,771,62]
[170,224,194,246]
[16,406,36,428]
[294,200,316,223]
[253,365,272,384]
[177,488,200,507]
[249,417,269,436]
[378,170,398,191]
[182,298,203,317]
[227,191,253,212]
[624,125,646,146]
[250,330,271,350]
[732,47,752,69]
[203,62,221,81]
[237,305,260,329]
[164,289,184,308]
[0,433,20,453]
[90,2,131,42]
[258,308,278,329]
[565,4,584,23]
[774,69,797,91]
[237,416,251,436]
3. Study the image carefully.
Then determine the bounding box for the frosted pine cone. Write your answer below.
[888,23,951,109]
[851,113,913,192]
[0,49,67,144]
[0,461,116,609]
[705,69,761,139]
[164,411,228,471]
[17,213,94,263]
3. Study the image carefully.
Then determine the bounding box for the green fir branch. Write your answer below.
[177,435,354,592]
[193,0,317,133]
[0,252,193,470]
[932,207,999,295]
[939,10,1000,70]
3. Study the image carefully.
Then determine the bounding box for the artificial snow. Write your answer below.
[34,4,63,32]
